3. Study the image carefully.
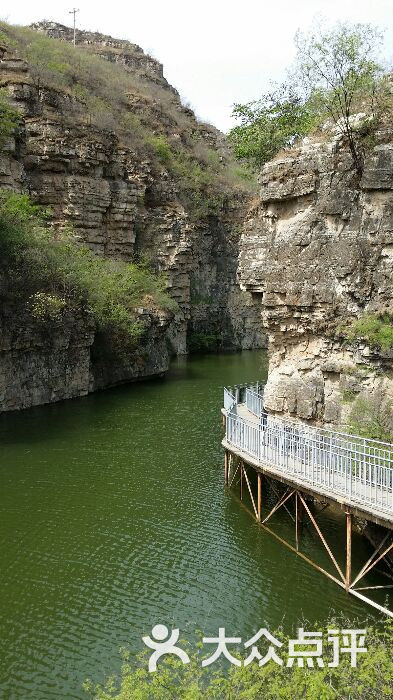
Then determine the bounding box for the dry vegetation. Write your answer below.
[0,22,255,218]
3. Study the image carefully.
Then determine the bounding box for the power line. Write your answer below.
[68,8,79,46]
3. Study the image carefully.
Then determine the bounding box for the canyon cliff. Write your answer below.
[239,125,393,431]
[0,21,264,411]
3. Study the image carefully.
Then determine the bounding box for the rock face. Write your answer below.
[0,304,94,411]
[0,302,172,411]
[0,24,264,411]
[239,130,393,427]
[0,263,173,411]
[30,21,170,90]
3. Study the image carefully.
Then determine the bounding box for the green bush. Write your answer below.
[344,314,393,351]
[0,89,20,146]
[84,619,393,699]
[188,331,221,352]
[348,393,393,441]
[170,150,228,219]
[29,291,67,322]
[0,190,177,346]
[148,135,173,164]
[229,87,317,169]
[146,137,227,218]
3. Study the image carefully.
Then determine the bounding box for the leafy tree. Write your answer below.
[229,85,316,169]
[293,22,385,173]
[295,23,385,172]
[230,22,388,173]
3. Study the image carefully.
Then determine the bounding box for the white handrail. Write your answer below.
[223,386,393,515]
[245,387,263,417]
[224,387,236,412]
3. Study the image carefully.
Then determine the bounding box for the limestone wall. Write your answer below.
[239,130,393,427]
[0,30,264,411]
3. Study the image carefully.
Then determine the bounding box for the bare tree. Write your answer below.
[294,22,385,174]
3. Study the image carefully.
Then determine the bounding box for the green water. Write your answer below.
[0,351,385,698]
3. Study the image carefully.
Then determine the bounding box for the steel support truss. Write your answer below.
[224,449,393,617]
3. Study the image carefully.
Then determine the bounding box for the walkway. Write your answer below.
[222,384,393,529]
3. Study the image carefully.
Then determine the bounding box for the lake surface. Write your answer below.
[0,350,384,698]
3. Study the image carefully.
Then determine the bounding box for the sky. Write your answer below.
[2,0,393,132]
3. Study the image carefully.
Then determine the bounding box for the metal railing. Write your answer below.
[223,385,393,516]
[225,382,264,415]
[245,384,264,417]
[224,387,236,412]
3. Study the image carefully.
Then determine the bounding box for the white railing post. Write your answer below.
[311,441,314,485]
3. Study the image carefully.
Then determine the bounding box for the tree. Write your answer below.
[229,85,316,170]
[294,22,385,173]
[229,22,388,173]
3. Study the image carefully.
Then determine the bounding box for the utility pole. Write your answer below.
[69,8,79,46]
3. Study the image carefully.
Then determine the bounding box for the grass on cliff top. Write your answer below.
[0,22,254,218]
[0,190,176,346]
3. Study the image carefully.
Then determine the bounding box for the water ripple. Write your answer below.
[0,352,375,698]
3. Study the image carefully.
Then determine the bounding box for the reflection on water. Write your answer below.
[0,351,380,698]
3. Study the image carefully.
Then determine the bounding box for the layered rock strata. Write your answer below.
[0,26,264,410]
[239,129,393,427]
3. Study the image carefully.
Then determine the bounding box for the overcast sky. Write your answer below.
[3,1,393,132]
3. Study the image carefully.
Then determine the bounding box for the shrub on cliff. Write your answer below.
[147,134,230,218]
[229,86,316,169]
[342,314,393,440]
[0,190,176,344]
[344,314,393,352]
[0,89,20,146]
[348,393,393,442]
